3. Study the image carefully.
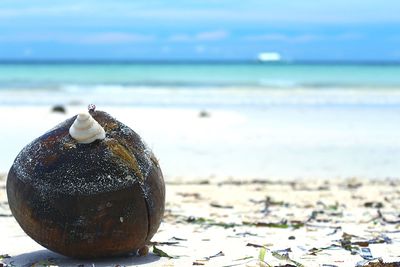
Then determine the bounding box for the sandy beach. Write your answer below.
[1,103,399,180]
[1,173,400,266]
[0,103,399,266]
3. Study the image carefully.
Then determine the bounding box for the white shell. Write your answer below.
[69,112,106,144]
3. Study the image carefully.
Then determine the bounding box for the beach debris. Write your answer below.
[248,245,304,267]
[351,234,392,246]
[185,215,305,229]
[364,202,384,209]
[186,216,238,228]
[210,202,234,209]
[376,210,400,224]
[307,244,343,256]
[359,247,374,260]
[308,247,326,256]
[193,251,225,265]
[234,256,253,261]
[259,247,267,262]
[363,259,400,266]
[170,236,188,241]
[51,105,66,113]
[339,232,358,253]
[149,241,180,246]
[235,231,259,237]
[152,246,174,259]
[269,249,304,267]
[327,226,341,236]
[261,196,287,214]
[243,220,305,229]
[246,243,265,248]
[177,192,202,199]
[305,206,343,224]
[265,196,286,207]
[69,112,106,144]
[2,177,400,266]
[199,110,210,118]
[29,258,57,267]
[343,179,363,189]
[327,202,340,211]
[6,110,165,258]
[204,251,224,260]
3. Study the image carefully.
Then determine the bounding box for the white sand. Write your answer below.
[0,105,400,180]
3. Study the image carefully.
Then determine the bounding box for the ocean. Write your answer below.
[2,62,400,88]
[0,62,400,179]
[1,62,400,107]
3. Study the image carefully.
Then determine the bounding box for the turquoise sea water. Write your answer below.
[1,62,400,107]
[1,63,400,89]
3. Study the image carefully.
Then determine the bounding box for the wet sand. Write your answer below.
[1,174,400,266]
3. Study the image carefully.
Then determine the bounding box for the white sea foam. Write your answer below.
[1,85,400,107]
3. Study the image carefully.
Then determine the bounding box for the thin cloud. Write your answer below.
[246,34,288,41]
[80,33,155,44]
[335,33,364,40]
[1,0,400,25]
[168,34,192,42]
[245,33,363,43]
[196,31,229,41]
[169,31,229,42]
[0,32,155,44]
[0,5,85,17]
[245,34,319,43]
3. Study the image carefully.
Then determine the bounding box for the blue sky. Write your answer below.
[0,0,400,61]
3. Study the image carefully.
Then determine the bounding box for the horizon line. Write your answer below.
[0,59,400,65]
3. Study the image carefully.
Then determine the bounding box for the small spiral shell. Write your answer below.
[69,113,106,144]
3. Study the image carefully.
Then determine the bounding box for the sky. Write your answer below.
[0,0,400,61]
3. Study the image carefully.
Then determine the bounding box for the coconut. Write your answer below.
[6,110,165,258]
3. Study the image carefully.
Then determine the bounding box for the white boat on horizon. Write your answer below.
[257,52,282,62]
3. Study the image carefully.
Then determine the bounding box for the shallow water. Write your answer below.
[1,62,400,89]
